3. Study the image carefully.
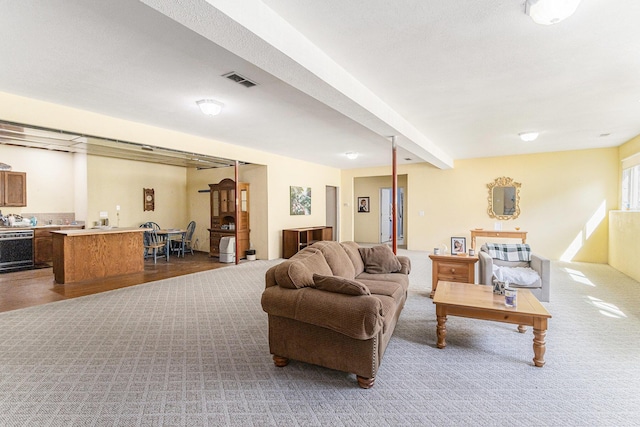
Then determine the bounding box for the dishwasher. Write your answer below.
[0,230,34,272]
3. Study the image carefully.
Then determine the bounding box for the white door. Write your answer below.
[325,186,338,240]
[380,188,392,243]
[380,187,405,244]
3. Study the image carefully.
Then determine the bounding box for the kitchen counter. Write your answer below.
[52,227,146,284]
[51,227,145,236]
[0,224,85,231]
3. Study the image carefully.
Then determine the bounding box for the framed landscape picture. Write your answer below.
[290,186,311,215]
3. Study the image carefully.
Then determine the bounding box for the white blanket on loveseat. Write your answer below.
[492,264,540,286]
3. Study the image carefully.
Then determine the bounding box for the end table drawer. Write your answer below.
[437,262,469,281]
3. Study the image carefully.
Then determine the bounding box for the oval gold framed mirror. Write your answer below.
[487,177,521,220]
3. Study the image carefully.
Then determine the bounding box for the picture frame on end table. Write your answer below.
[451,237,466,254]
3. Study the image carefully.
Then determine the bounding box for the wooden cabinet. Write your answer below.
[429,254,478,298]
[282,226,333,259]
[34,226,84,265]
[0,171,26,207]
[208,178,250,259]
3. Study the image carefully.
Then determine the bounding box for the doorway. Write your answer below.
[325,186,338,241]
[379,187,404,245]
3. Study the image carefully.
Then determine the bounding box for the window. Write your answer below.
[622,164,640,210]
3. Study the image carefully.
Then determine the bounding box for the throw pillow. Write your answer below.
[312,274,371,296]
[358,245,402,274]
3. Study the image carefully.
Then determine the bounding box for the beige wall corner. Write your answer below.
[342,148,618,262]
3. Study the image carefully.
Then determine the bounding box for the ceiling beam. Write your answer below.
[140,0,454,169]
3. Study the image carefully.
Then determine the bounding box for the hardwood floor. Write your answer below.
[0,251,228,313]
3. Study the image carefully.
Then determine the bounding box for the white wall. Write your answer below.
[0,145,75,215]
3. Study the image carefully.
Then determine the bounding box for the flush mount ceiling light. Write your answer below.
[519,131,539,142]
[196,99,224,116]
[345,152,359,160]
[525,0,582,25]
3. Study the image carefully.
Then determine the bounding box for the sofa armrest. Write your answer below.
[478,251,493,286]
[531,253,550,276]
[397,256,411,275]
[265,264,278,288]
[261,286,384,340]
[531,253,551,301]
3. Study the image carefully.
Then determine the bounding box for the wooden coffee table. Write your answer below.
[433,281,552,367]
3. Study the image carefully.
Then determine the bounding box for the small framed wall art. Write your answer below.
[451,237,466,254]
[357,197,370,213]
[290,186,311,215]
[143,188,155,211]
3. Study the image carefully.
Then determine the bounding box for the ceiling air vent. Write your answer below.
[222,72,257,88]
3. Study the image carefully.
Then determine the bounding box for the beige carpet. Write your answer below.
[0,250,639,426]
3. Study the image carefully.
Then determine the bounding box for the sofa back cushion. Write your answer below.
[358,245,402,274]
[274,249,333,289]
[311,241,356,279]
[340,241,365,276]
[312,274,371,296]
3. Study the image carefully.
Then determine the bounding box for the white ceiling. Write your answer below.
[1,0,640,169]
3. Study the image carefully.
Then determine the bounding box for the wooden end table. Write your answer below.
[429,254,478,298]
[433,281,552,367]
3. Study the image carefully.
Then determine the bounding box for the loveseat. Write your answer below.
[261,240,410,388]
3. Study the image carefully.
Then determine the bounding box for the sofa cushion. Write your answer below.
[312,274,371,296]
[493,265,541,288]
[312,241,356,279]
[357,279,404,301]
[274,250,333,289]
[358,245,402,274]
[340,241,365,276]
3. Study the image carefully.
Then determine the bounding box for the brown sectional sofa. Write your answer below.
[261,240,410,388]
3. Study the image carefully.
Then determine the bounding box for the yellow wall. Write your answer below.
[609,136,640,281]
[342,148,618,262]
[86,156,187,229]
[186,164,269,258]
[618,134,640,161]
[353,175,408,243]
[266,161,341,258]
[609,211,640,281]
[0,91,341,259]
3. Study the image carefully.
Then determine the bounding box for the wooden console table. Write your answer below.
[429,254,478,298]
[282,226,333,258]
[470,229,527,250]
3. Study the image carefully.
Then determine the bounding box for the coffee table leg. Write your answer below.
[517,325,527,333]
[436,310,447,349]
[532,318,547,367]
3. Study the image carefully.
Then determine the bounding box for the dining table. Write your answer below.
[156,228,187,261]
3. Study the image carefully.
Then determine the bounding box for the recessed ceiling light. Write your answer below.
[345,152,359,160]
[519,132,539,142]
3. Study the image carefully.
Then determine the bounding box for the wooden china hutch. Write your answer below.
[208,178,250,259]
